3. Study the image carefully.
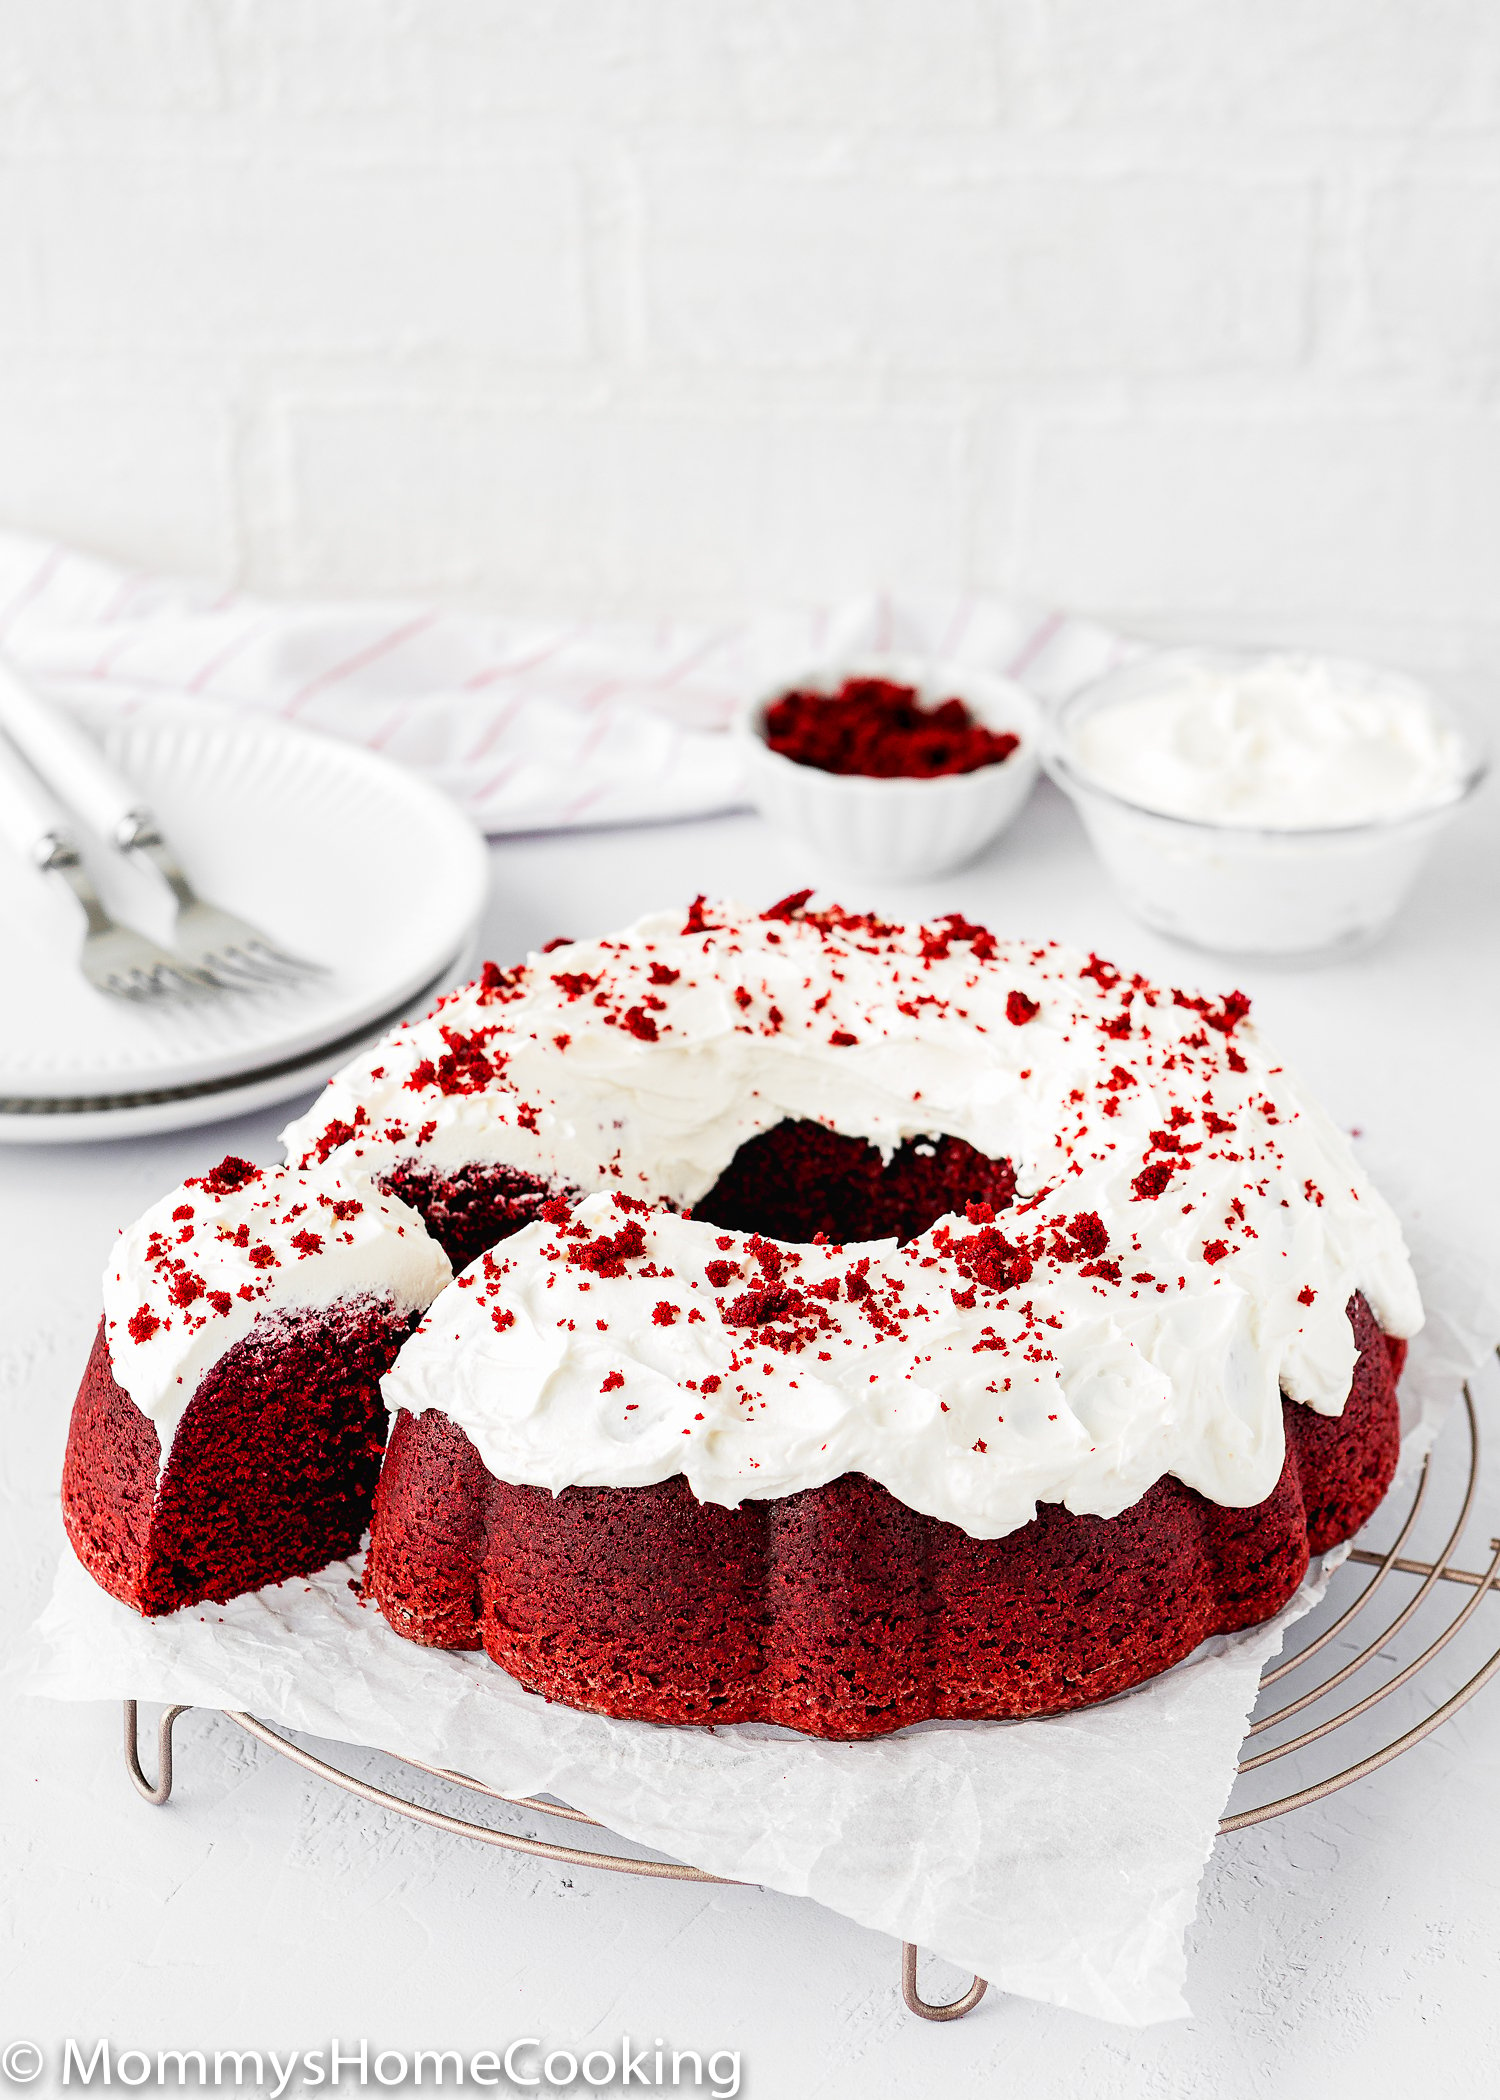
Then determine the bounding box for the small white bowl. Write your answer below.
[739,655,1042,881]
[1044,648,1488,957]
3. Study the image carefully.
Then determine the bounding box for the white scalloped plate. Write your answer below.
[0,697,489,1101]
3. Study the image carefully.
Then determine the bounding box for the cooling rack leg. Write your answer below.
[900,1943,989,2021]
[123,1700,190,1806]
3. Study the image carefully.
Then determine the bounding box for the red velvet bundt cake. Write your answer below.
[276,896,1422,1738]
[62,1156,450,1614]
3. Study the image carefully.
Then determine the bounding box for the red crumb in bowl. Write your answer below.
[763,676,1021,779]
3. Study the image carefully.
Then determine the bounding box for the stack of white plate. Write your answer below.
[0,700,489,1143]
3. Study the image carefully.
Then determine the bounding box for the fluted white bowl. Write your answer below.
[739,656,1042,881]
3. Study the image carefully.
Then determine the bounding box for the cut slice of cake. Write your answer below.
[62,1154,451,1615]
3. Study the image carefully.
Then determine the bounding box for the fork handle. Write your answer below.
[0,654,152,846]
[0,725,80,869]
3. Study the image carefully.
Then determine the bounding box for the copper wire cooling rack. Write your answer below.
[123,1371,1500,2026]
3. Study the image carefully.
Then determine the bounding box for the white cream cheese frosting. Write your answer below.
[1068,653,1467,829]
[103,1155,452,1455]
[284,897,1422,1537]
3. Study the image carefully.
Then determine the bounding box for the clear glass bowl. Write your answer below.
[1044,648,1489,957]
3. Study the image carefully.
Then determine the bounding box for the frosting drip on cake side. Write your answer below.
[383,1160,1409,1537]
[282,897,1422,1536]
[103,1156,452,1451]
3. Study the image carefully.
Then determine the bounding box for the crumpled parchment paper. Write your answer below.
[16,1208,1498,2025]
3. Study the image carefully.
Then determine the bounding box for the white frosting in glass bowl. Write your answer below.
[275,899,1423,1540]
[1068,654,1468,828]
[1048,650,1486,956]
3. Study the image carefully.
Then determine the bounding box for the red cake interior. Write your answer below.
[378,1159,576,1275]
[63,1296,416,1616]
[380,1118,1017,1269]
[692,1121,1017,1245]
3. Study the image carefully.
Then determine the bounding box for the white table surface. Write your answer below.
[4,777,1499,2098]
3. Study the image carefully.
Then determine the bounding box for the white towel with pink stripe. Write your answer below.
[0,534,1122,836]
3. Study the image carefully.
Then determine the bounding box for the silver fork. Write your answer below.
[0,731,220,1002]
[0,655,325,988]
[116,815,325,988]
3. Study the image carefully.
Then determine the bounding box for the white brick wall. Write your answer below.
[2,0,1499,677]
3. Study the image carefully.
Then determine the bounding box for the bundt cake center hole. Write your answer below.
[691,1119,1017,1246]
[378,1128,1016,1270]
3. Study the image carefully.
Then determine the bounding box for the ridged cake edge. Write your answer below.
[366,1294,1404,1740]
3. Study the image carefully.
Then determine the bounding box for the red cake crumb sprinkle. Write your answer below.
[567,1219,648,1276]
[763,888,814,922]
[1149,1128,1197,1155]
[601,1370,625,1392]
[407,1025,506,1097]
[128,1306,159,1343]
[302,1110,370,1165]
[1132,1160,1176,1201]
[763,677,1020,778]
[187,1156,263,1196]
[829,1029,858,1047]
[931,913,999,961]
[652,1302,679,1325]
[290,1229,323,1257]
[477,960,526,1004]
[1298,1285,1317,1306]
[1006,990,1040,1026]
[1173,987,1252,1035]
[935,1219,1034,1295]
[1202,1240,1230,1264]
[1055,1212,1109,1261]
[649,962,681,985]
[623,1007,659,1041]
